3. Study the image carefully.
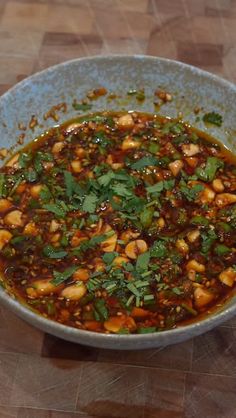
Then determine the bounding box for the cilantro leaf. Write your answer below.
[146,182,164,194]
[42,203,66,218]
[34,151,53,173]
[195,157,224,182]
[82,193,98,213]
[140,207,154,228]
[24,169,38,183]
[203,112,223,127]
[131,156,159,170]
[172,287,183,295]
[137,327,156,334]
[179,181,204,201]
[201,229,217,254]
[94,299,109,320]
[73,103,92,111]
[92,131,109,149]
[0,174,6,198]
[51,266,77,286]
[111,184,134,197]
[97,171,115,187]
[19,152,32,169]
[102,252,118,264]
[150,240,168,258]
[191,215,209,227]
[40,186,52,202]
[43,245,68,259]
[136,251,150,272]
[64,171,74,199]
[214,244,231,256]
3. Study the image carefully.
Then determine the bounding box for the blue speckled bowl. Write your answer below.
[0,55,236,349]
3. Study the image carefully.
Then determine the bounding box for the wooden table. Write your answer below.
[0,1,236,417]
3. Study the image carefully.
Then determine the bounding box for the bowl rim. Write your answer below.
[0,54,236,346]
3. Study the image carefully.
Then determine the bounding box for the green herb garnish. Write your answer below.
[51,266,77,286]
[203,112,223,127]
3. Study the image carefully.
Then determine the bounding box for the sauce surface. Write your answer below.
[0,111,236,335]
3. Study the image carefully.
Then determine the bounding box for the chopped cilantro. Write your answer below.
[203,112,223,127]
[140,207,154,228]
[19,152,32,168]
[111,184,133,198]
[214,244,231,256]
[148,143,160,154]
[42,203,66,218]
[92,131,109,149]
[39,186,52,202]
[0,174,6,198]
[82,193,98,213]
[102,252,118,264]
[172,287,183,295]
[43,245,68,259]
[146,182,163,194]
[137,327,156,334]
[179,181,204,201]
[97,171,115,187]
[131,156,159,170]
[24,169,37,183]
[191,215,209,227]
[195,157,224,182]
[150,240,168,258]
[201,229,217,254]
[51,266,77,286]
[136,251,150,272]
[73,103,92,111]
[94,299,109,320]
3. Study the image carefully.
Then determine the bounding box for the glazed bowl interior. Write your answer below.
[0,55,236,349]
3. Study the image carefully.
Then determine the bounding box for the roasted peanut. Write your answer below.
[116,113,134,128]
[186,259,205,273]
[4,210,24,227]
[75,147,86,158]
[73,268,89,281]
[26,279,60,297]
[104,315,136,333]
[215,193,236,208]
[168,160,183,176]
[100,225,117,252]
[60,282,87,300]
[6,153,19,168]
[176,238,189,254]
[194,287,214,308]
[182,144,200,156]
[0,229,12,250]
[52,142,65,154]
[23,221,38,236]
[0,199,12,213]
[49,220,60,233]
[71,160,82,173]
[200,186,215,204]
[113,256,129,266]
[187,229,200,243]
[219,268,236,287]
[30,184,43,198]
[121,136,141,151]
[212,178,224,193]
[120,229,140,243]
[125,239,148,259]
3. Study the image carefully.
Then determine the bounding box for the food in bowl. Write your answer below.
[0,110,236,335]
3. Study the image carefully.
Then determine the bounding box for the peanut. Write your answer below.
[125,239,148,259]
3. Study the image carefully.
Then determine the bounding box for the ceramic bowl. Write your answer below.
[0,55,236,349]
